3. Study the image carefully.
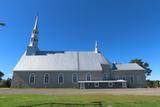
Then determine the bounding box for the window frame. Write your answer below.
[29,73,35,85]
[115,75,119,80]
[130,76,134,84]
[103,73,107,80]
[43,73,50,84]
[122,75,126,80]
[58,73,64,84]
[86,73,92,81]
[72,73,78,84]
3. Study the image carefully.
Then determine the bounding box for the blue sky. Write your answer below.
[0,0,159,80]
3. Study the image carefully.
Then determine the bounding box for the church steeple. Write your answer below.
[26,16,39,55]
[95,40,100,53]
[29,16,39,47]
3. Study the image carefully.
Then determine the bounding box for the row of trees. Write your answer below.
[146,80,160,88]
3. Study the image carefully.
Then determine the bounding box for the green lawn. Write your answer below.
[0,94,160,107]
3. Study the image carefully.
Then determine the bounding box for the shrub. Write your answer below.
[0,78,11,88]
[146,80,160,88]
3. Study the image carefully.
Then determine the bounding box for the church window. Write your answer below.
[58,73,64,84]
[122,76,126,80]
[137,75,143,84]
[72,73,78,83]
[44,73,49,84]
[103,73,107,80]
[86,73,91,81]
[115,75,119,80]
[130,76,134,84]
[29,73,35,84]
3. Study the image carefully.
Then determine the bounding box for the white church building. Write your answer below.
[11,17,146,88]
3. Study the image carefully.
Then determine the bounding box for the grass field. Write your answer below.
[0,94,160,107]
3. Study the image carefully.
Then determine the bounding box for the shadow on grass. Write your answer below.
[18,101,103,107]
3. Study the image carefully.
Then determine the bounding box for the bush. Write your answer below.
[146,80,160,88]
[0,78,11,88]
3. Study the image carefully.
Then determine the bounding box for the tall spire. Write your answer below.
[33,16,38,31]
[29,16,39,48]
[27,16,39,55]
[95,40,100,53]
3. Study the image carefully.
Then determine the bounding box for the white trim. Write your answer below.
[86,73,92,81]
[58,73,64,84]
[72,73,78,84]
[43,73,50,84]
[78,80,127,83]
[29,73,35,85]
[94,82,99,87]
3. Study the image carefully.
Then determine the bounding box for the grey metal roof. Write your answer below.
[115,63,145,70]
[14,51,110,71]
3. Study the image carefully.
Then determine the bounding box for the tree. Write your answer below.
[146,80,160,88]
[0,22,5,26]
[0,22,5,80]
[130,58,152,76]
[5,78,11,87]
[0,71,4,80]
[0,78,12,87]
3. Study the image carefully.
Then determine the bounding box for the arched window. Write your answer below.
[103,73,107,80]
[44,73,49,84]
[122,76,126,80]
[58,73,64,84]
[72,73,78,83]
[137,76,142,84]
[29,73,35,84]
[86,73,91,81]
[115,75,119,80]
[130,76,133,84]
